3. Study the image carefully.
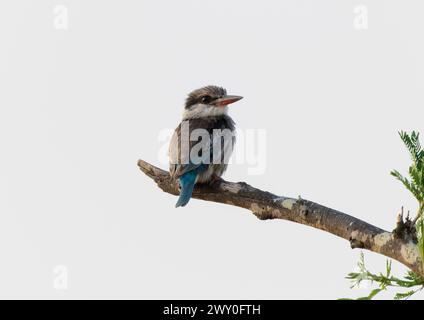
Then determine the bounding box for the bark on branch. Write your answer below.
[137,159,423,276]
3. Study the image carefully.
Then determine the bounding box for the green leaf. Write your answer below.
[394,290,416,300]
[386,259,392,278]
[357,288,383,300]
[399,131,423,167]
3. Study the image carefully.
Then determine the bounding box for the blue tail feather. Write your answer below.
[175,171,198,208]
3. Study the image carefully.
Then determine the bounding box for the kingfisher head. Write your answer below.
[183,85,243,120]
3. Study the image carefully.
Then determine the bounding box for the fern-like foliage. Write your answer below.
[391,131,424,274]
[342,253,424,300]
[344,131,424,300]
[391,131,424,206]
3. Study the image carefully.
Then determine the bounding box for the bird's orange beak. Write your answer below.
[214,95,243,107]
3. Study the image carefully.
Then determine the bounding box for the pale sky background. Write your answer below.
[0,0,423,299]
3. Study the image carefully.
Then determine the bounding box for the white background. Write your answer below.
[0,0,423,299]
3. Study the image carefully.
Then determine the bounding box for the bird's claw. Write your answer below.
[209,174,223,186]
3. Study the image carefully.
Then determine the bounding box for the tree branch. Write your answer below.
[137,159,423,277]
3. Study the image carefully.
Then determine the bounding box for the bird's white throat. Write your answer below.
[182,103,228,120]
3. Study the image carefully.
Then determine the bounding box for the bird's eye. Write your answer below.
[201,95,212,104]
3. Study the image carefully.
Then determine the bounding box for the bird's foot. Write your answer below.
[209,174,223,187]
